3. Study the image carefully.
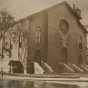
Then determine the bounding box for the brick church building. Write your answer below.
[2,1,87,73]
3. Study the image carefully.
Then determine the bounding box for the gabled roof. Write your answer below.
[11,1,87,33]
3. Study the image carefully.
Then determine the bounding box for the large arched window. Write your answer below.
[58,19,70,63]
[58,19,70,48]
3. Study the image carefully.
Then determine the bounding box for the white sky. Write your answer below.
[0,0,88,25]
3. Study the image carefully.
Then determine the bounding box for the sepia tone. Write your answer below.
[0,0,88,88]
[1,1,86,74]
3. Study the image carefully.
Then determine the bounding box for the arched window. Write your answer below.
[58,19,70,48]
[35,26,41,64]
[35,26,41,44]
[59,19,69,35]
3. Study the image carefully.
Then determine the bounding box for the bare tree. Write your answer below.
[0,11,15,32]
[0,11,15,59]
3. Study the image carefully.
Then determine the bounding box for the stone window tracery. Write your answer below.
[58,19,70,48]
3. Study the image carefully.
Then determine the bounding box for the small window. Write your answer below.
[35,26,41,44]
[58,19,70,47]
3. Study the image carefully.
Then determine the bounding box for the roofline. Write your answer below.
[12,1,68,25]
[11,1,87,33]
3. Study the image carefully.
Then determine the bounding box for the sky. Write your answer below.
[0,0,88,25]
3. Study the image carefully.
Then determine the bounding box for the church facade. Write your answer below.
[3,1,87,73]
